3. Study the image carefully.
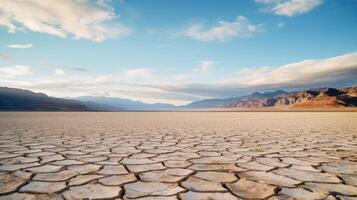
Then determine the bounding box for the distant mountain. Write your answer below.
[0,87,176,111]
[186,87,357,109]
[81,100,124,111]
[75,96,177,111]
[185,89,289,108]
[1,86,356,111]
[0,87,93,111]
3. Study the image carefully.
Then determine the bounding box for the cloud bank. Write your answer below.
[0,0,130,41]
[0,65,32,78]
[223,51,357,88]
[256,0,323,17]
[146,52,357,101]
[1,52,356,105]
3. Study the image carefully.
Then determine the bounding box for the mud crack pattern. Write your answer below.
[0,112,357,200]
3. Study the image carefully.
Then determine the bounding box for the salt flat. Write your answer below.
[0,112,356,199]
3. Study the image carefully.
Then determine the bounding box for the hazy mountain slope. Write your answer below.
[75,96,176,110]
[0,87,93,111]
[185,90,289,108]
[81,100,123,111]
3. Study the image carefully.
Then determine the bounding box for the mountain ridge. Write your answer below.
[75,96,176,111]
[0,87,94,111]
[0,86,356,111]
[187,86,357,109]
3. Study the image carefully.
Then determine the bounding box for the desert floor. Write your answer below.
[0,112,356,199]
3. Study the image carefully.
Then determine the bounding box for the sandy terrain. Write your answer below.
[0,112,356,199]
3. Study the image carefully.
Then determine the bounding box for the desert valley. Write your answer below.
[1,0,357,199]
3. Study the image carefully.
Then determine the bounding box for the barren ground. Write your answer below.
[0,112,356,199]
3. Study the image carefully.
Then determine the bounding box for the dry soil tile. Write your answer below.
[63,182,121,199]
[0,171,30,194]
[32,170,77,181]
[226,180,277,199]
[181,176,227,192]
[19,181,66,193]
[278,188,327,200]
[126,163,166,173]
[97,164,128,175]
[0,193,64,200]
[67,164,101,174]
[341,174,357,186]
[68,174,104,186]
[99,173,137,186]
[304,182,357,196]
[273,168,340,183]
[124,181,184,198]
[239,171,301,187]
[179,191,240,200]
[193,171,237,182]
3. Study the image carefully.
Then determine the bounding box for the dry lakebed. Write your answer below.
[0,112,356,200]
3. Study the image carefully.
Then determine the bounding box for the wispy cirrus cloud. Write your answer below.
[194,60,214,73]
[54,69,65,76]
[0,53,9,60]
[179,16,262,42]
[40,60,88,73]
[121,68,154,81]
[0,0,130,42]
[256,0,323,17]
[0,65,32,78]
[7,44,32,49]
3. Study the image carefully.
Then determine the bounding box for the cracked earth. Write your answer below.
[0,112,356,200]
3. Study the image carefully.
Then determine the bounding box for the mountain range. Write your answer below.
[0,86,356,111]
[0,87,92,111]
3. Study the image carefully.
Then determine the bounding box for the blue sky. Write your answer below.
[0,0,357,105]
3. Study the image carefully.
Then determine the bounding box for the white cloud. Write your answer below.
[7,44,32,49]
[0,65,32,78]
[180,16,262,42]
[121,69,154,80]
[0,0,130,42]
[194,60,214,73]
[41,59,88,72]
[256,0,323,17]
[54,69,65,76]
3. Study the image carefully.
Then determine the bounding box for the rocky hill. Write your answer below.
[187,86,357,109]
[282,87,357,108]
[185,90,289,108]
[0,87,94,111]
